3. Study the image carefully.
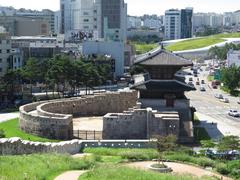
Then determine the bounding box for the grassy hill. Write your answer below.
[166,33,240,51]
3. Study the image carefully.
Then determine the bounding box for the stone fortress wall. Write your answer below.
[103,107,180,139]
[19,90,138,140]
[0,138,152,155]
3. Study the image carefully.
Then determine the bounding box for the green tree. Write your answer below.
[21,58,40,95]
[154,135,177,165]
[217,136,240,151]
[220,65,240,95]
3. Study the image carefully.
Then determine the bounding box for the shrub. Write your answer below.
[215,163,230,175]
[194,157,215,167]
[0,129,5,138]
[119,151,150,161]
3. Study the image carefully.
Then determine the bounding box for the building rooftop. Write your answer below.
[135,50,193,67]
[131,79,196,92]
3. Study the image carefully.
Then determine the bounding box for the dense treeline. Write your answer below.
[0,55,113,103]
[208,43,240,60]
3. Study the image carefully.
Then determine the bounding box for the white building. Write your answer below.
[165,9,181,40]
[143,18,161,29]
[127,16,142,29]
[227,50,240,67]
[60,0,127,42]
[82,41,125,77]
[60,0,101,40]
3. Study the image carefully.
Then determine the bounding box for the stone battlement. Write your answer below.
[103,107,180,139]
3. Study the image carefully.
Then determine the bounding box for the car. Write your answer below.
[214,94,223,99]
[196,81,200,85]
[200,86,206,91]
[220,98,229,103]
[228,110,240,117]
[188,82,194,86]
[238,100,240,104]
[187,72,192,75]
[189,77,193,82]
[201,80,205,84]
[194,74,198,77]
[212,85,217,89]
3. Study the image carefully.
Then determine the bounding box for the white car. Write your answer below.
[214,94,223,99]
[220,98,229,103]
[228,110,240,117]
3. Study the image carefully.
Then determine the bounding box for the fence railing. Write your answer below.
[73,130,102,140]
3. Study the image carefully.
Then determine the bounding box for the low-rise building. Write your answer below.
[227,49,240,67]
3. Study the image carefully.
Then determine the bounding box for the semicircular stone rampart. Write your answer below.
[19,90,138,140]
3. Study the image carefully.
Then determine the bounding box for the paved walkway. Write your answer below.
[127,161,232,180]
[54,170,87,180]
[0,112,19,123]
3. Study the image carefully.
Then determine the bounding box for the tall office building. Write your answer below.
[181,8,193,39]
[101,0,127,41]
[0,33,12,77]
[60,0,127,42]
[165,8,193,40]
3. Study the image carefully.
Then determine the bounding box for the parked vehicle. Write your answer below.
[188,82,194,87]
[196,81,200,85]
[228,109,240,117]
[214,94,223,99]
[201,80,205,84]
[200,86,206,91]
[189,77,193,82]
[220,98,229,103]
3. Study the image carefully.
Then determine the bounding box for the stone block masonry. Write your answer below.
[19,90,138,140]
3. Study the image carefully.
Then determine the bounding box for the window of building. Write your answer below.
[0,68,2,72]
[7,49,10,53]
[83,12,89,15]
[83,19,89,22]
[0,50,2,53]
[0,58,2,63]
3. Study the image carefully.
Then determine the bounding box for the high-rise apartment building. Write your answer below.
[165,8,193,40]
[164,9,181,40]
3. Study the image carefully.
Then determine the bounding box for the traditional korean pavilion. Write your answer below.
[132,49,196,143]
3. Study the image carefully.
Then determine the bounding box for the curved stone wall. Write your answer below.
[19,91,138,140]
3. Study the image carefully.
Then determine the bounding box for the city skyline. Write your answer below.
[0,0,239,15]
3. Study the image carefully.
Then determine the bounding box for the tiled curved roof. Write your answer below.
[136,50,193,66]
[131,79,196,92]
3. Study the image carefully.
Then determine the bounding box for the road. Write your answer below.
[185,66,240,139]
[0,112,19,123]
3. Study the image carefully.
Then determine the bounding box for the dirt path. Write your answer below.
[127,161,232,180]
[54,170,87,180]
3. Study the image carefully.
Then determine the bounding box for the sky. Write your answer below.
[0,0,239,16]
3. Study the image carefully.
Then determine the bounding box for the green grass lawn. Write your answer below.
[80,165,216,180]
[132,42,158,55]
[0,154,95,180]
[166,38,225,51]
[0,118,58,142]
[165,32,240,51]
